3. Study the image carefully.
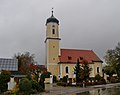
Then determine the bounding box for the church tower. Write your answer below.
[45,10,61,77]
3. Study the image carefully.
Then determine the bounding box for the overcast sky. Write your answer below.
[0,0,120,64]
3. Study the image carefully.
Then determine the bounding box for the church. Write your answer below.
[45,10,103,79]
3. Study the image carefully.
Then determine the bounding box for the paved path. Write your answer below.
[37,83,120,95]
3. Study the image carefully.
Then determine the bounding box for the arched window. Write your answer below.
[65,66,69,73]
[52,29,55,34]
[97,67,99,73]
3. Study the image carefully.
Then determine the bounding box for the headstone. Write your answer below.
[104,73,107,81]
[83,81,85,88]
[8,77,16,90]
[58,75,61,80]
[73,74,76,78]
[50,75,53,84]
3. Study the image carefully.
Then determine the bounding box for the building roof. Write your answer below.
[29,64,47,72]
[59,49,103,63]
[0,58,18,71]
[11,71,26,78]
[37,65,47,72]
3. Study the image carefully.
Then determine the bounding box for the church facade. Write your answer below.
[45,11,103,79]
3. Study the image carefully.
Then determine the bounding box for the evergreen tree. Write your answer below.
[74,59,81,83]
[82,60,91,82]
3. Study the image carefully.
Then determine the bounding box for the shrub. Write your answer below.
[57,82,68,86]
[76,83,83,87]
[19,78,32,95]
[53,75,57,83]
[30,80,39,91]
[95,74,101,81]
[57,82,63,86]
[62,76,68,83]
[110,77,117,83]
[30,80,44,92]
[73,78,76,82]
[92,82,98,85]
[0,70,11,92]
[41,72,51,78]
[100,78,106,84]
[39,79,45,90]
[86,82,92,86]
[11,85,19,94]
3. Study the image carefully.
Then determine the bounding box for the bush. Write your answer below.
[86,82,92,86]
[110,77,117,83]
[39,79,45,90]
[53,75,57,83]
[100,78,106,84]
[19,78,32,95]
[41,72,51,78]
[76,83,83,87]
[0,71,11,92]
[73,78,76,83]
[57,82,68,86]
[95,74,101,81]
[9,85,19,94]
[57,82,63,86]
[30,80,43,92]
[62,76,68,83]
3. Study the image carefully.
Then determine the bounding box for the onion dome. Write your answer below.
[46,10,59,25]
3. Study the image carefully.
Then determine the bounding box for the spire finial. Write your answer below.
[51,7,54,16]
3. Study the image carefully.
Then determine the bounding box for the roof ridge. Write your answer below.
[61,48,92,51]
[0,58,12,59]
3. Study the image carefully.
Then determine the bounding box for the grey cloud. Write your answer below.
[0,0,120,64]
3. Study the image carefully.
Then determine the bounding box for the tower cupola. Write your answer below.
[46,10,59,25]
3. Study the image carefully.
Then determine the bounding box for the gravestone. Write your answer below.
[50,75,53,84]
[8,77,16,90]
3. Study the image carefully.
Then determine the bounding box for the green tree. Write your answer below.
[74,59,81,83]
[0,71,11,92]
[104,42,120,79]
[39,73,46,90]
[104,49,116,77]
[103,65,116,77]
[82,60,91,82]
[14,52,35,74]
[115,42,120,79]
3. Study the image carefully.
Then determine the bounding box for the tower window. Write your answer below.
[97,67,100,73]
[65,66,69,73]
[52,29,55,34]
[52,25,55,27]
[53,46,55,48]
[53,58,55,60]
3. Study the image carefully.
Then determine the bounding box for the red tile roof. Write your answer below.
[59,49,103,63]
